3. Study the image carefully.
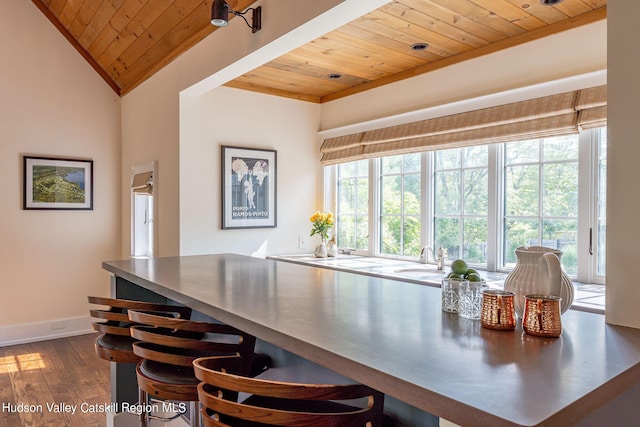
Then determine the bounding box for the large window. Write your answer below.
[132,194,154,258]
[503,135,579,274]
[336,160,369,251]
[379,154,422,257]
[329,128,606,281]
[131,165,155,259]
[434,146,489,264]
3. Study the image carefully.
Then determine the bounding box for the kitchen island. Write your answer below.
[103,253,640,426]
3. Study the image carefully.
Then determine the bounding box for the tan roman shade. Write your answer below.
[132,171,153,195]
[575,85,607,129]
[320,85,607,165]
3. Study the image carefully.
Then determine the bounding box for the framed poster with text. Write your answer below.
[221,146,277,229]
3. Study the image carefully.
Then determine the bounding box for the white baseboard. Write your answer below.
[0,315,93,347]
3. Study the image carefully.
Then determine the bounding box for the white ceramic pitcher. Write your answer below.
[504,246,572,318]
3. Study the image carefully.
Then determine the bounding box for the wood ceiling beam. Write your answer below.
[320,6,607,103]
[225,80,322,103]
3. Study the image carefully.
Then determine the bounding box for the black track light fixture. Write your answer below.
[211,0,262,33]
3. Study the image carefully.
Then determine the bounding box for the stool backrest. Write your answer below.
[129,311,257,375]
[193,356,385,427]
[88,296,192,336]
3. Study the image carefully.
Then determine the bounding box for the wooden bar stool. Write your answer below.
[193,355,390,427]
[88,296,192,363]
[128,310,262,427]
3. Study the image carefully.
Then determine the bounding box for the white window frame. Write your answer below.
[327,128,606,283]
[432,147,490,264]
[501,135,581,274]
[594,128,607,283]
[577,128,606,285]
[378,154,423,258]
[131,161,157,259]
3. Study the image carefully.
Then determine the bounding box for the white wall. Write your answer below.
[605,3,640,328]
[120,77,181,257]
[121,0,389,258]
[180,88,320,256]
[0,0,121,343]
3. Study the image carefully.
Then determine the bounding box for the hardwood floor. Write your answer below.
[0,333,111,427]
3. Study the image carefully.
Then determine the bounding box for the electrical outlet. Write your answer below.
[298,236,305,249]
[51,321,66,330]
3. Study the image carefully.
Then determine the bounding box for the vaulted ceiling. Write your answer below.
[32,0,606,101]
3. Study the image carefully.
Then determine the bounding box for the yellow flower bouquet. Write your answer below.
[309,211,333,241]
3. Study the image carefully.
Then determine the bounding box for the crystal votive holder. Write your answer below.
[481,290,516,331]
[459,281,488,320]
[441,278,467,313]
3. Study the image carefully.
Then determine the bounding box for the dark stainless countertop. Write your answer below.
[103,253,640,427]
[268,253,606,314]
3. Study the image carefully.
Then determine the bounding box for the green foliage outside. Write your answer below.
[430,139,579,272]
[380,154,421,257]
[337,160,369,250]
[434,147,488,264]
[335,135,586,275]
[503,138,579,273]
[380,193,421,257]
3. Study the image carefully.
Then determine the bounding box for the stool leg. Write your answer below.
[139,388,148,427]
[190,401,200,427]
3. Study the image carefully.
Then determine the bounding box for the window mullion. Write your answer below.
[399,167,405,254]
[538,141,544,245]
[370,158,379,257]
[487,144,500,271]
[458,167,465,261]
[324,165,336,220]
[421,152,430,252]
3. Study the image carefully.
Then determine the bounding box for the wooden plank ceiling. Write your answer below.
[33,0,606,101]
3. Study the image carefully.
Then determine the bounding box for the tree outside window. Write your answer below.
[379,154,421,257]
[331,128,605,282]
[434,146,488,264]
[336,160,369,251]
[503,135,579,274]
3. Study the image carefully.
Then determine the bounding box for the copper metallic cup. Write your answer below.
[523,294,562,338]
[481,290,516,331]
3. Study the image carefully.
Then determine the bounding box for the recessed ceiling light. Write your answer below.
[540,0,564,5]
[411,43,429,51]
[328,73,342,79]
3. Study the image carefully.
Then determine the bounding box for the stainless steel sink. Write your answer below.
[393,267,447,274]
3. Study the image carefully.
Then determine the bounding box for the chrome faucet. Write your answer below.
[420,246,447,270]
[420,246,434,264]
[436,246,446,270]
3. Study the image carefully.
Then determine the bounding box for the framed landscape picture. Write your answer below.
[23,156,93,210]
[221,146,276,229]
